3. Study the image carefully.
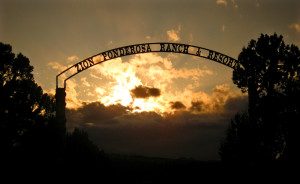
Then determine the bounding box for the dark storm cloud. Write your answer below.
[224,95,248,114]
[66,102,131,128]
[170,101,186,110]
[130,85,161,99]
[189,101,207,112]
[65,93,248,160]
[189,85,248,114]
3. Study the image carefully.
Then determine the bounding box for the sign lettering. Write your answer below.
[102,44,152,61]
[75,58,95,72]
[60,42,238,88]
[160,43,189,54]
[207,50,237,68]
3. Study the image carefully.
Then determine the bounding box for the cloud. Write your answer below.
[222,24,226,32]
[81,77,91,87]
[216,0,227,6]
[66,102,130,128]
[130,85,161,99]
[65,85,248,160]
[67,55,79,63]
[224,94,248,114]
[217,0,238,8]
[173,68,213,80]
[289,23,300,33]
[47,61,67,72]
[65,79,82,109]
[47,61,78,88]
[170,101,186,110]
[90,53,213,112]
[232,0,238,8]
[188,84,245,114]
[167,25,181,41]
[95,87,105,95]
[190,101,207,112]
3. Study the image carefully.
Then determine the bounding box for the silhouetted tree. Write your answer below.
[65,128,110,175]
[220,33,300,164]
[220,113,252,163]
[0,42,59,166]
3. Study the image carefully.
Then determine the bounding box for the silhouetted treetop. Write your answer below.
[233,33,298,96]
[220,33,300,164]
[0,42,55,159]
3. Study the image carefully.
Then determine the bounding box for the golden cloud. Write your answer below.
[47,61,67,72]
[81,77,91,87]
[216,0,227,6]
[289,23,300,33]
[166,25,181,42]
[67,55,79,62]
[65,79,82,109]
[89,53,214,111]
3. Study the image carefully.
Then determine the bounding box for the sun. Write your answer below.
[99,78,135,107]
[132,98,166,113]
[96,72,168,113]
[91,55,172,113]
[99,79,168,113]
[89,53,215,114]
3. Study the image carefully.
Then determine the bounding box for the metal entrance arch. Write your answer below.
[55,42,238,123]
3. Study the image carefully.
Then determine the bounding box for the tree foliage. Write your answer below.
[0,42,55,160]
[65,128,109,171]
[220,33,300,164]
[0,42,110,173]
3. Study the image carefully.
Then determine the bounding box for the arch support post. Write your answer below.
[55,87,67,159]
[56,87,66,123]
[55,87,67,144]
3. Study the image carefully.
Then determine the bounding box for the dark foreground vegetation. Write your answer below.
[1,33,299,182]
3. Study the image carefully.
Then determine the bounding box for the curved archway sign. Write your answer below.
[56,42,238,88]
[55,42,238,123]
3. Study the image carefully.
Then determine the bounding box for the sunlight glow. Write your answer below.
[132,98,166,113]
[100,78,135,107]
[86,53,239,114]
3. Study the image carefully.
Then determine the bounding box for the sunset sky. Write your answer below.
[1,0,300,160]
